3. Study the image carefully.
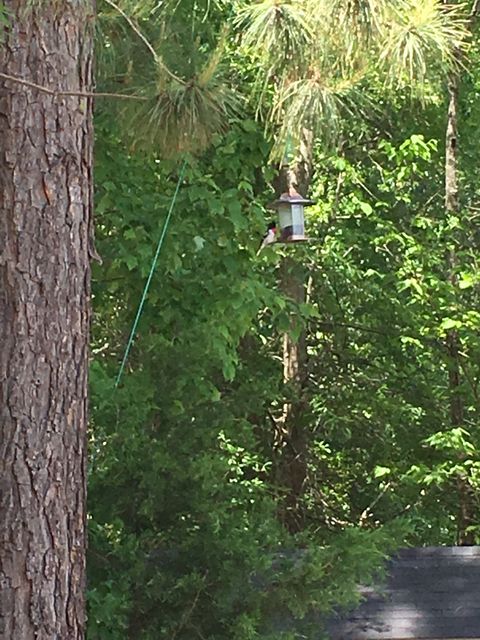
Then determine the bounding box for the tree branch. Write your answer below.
[359,482,392,526]
[316,320,438,346]
[470,0,480,24]
[170,572,208,640]
[103,0,185,85]
[0,71,147,101]
[103,0,158,61]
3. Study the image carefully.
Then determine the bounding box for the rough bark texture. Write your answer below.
[0,2,94,637]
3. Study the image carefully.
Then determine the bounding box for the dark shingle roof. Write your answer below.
[327,546,480,639]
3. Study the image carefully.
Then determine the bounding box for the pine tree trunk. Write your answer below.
[274,133,313,532]
[0,2,94,637]
[276,255,309,532]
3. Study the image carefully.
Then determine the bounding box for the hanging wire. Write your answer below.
[115,159,188,387]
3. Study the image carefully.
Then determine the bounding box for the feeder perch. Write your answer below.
[268,187,314,243]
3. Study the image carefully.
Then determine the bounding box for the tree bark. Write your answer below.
[274,132,313,532]
[275,255,309,532]
[0,2,94,637]
[445,70,475,546]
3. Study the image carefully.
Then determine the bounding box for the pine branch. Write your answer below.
[471,0,480,22]
[103,0,185,85]
[358,481,393,527]
[0,71,147,101]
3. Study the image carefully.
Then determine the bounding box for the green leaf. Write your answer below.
[227,200,246,230]
[374,465,391,479]
[458,273,475,290]
[440,317,461,331]
[359,201,373,216]
[124,228,137,241]
[125,255,138,270]
[299,302,319,318]
[193,235,206,251]
[222,360,236,381]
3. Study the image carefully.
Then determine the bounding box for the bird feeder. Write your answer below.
[268,187,314,243]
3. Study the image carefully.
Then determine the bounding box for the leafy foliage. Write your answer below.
[88,116,407,638]
[96,0,239,155]
[87,1,480,638]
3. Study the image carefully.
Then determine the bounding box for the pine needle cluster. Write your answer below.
[236,0,470,158]
[95,0,471,157]
[96,0,238,155]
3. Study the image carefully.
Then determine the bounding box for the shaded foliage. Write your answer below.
[87,2,480,639]
[88,117,404,639]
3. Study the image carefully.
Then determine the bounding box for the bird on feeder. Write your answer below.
[268,187,314,243]
[257,221,277,254]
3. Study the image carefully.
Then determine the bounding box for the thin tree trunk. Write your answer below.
[275,254,309,532]
[0,2,94,637]
[445,70,475,546]
[274,132,313,532]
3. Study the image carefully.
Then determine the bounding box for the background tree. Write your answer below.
[237,0,469,530]
[442,0,480,545]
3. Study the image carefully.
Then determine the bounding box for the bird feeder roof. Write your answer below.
[268,186,314,209]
